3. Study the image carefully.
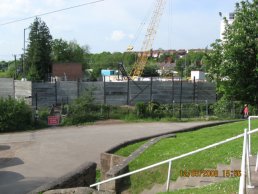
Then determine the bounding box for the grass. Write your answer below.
[159,177,239,194]
[113,120,258,194]
[0,71,8,78]
[96,169,101,182]
[120,114,222,123]
[115,140,147,157]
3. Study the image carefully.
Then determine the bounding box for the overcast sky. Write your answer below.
[0,0,239,61]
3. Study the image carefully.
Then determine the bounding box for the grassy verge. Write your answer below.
[114,120,258,194]
[158,177,239,194]
[115,140,147,157]
[0,71,8,78]
[121,114,221,123]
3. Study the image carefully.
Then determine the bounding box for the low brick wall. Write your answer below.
[28,162,97,194]
[100,134,176,193]
[43,187,114,194]
[100,153,126,181]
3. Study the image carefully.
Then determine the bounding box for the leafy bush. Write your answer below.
[146,101,160,117]
[62,91,102,125]
[38,107,49,121]
[135,102,147,118]
[106,105,134,119]
[35,107,50,128]
[0,97,32,132]
[210,97,254,119]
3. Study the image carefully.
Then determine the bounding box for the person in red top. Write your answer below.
[242,104,249,119]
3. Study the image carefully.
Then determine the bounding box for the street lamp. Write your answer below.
[179,54,187,119]
[23,27,30,76]
[179,55,187,78]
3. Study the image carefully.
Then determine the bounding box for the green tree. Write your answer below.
[142,63,159,77]
[207,0,258,105]
[51,39,89,63]
[88,52,123,78]
[25,17,52,81]
[51,38,69,62]
[205,40,224,94]
[0,61,8,71]
[175,56,189,77]
[187,51,206,73]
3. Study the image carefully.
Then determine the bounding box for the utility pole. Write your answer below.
[23,27,30,77]
[14,54,17,79]
[23,28,25,75]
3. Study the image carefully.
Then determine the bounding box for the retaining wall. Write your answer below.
[28,162,97,194]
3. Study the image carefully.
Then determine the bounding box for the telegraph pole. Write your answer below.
[14,54,17,79]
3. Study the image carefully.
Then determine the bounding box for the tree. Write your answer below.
[206,0,258,105]
[142,63,159,77]
[0,61,8,72]
[25,17,52,81]
[51,39,89,63]
[51,39,70,62]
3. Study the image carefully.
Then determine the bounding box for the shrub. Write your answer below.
[135,102,147,118]
[63,91,102,125]
[0,97,32,132]
[211,97,251,119]
[146,101,160,117]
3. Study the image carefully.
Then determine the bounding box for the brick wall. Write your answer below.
[52,63,83,81]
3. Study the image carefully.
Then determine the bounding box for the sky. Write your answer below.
[0,0,239,61]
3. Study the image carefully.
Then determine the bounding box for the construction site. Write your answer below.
[2,0,256,194]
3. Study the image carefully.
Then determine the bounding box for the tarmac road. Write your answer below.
[0,121,226,194]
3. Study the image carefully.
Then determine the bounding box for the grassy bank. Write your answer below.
[114,120,258,193]
[159,177,239,194]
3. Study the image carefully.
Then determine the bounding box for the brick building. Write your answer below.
[52,63,83,81]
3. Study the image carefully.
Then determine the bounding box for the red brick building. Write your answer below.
[52,63,83,81]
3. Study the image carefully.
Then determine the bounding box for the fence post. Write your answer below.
[127,78,130,105]
[55,78,57,105]
[150,77,153,102]
[104,76,106,105]
[13,78,15,98]
[77,78,80,97]
[35,92,38,122]
[248,116,251,156]
[171,74,174,103]
[179,77,183,119]
[166,161,172,192]
[239,128,247,194]
[193,76,196,102]
[172,100,175,117]
[246,132,254,188]
[35,92,38,110]
[206,100,208,117]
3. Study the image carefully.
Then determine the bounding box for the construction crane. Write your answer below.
[130,0,167,79]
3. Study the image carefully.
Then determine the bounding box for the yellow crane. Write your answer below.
[130,0,167,79]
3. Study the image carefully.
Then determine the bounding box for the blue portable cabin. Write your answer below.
[101,69,115,76]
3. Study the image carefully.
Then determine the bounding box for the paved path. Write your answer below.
[0,121,226,194]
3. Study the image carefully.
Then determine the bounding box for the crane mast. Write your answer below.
[131,0,167,78]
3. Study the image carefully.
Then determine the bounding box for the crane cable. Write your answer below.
[167,0,173,49]
[128,0,155,51]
